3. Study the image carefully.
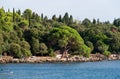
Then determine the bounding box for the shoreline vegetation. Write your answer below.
[0,54,120,64]
[1,7,120,62]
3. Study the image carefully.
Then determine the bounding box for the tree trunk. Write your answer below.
[61,47,69,58]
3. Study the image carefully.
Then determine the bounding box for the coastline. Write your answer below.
[0,54,120,64]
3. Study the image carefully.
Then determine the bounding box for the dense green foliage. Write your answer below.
[0,7,120,58]
[47,26,91,56]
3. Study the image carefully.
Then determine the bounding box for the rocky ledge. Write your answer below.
[0,54,120,64]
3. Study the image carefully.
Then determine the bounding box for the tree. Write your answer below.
[52,15,57,21]
[20,41,32,57]
[93,19,96,24]
[47,26,91,57]
[20,41,31,50]
[0,33,3,55]
[39,43,48,56]
[113,18,120,27]
[58,15,62,22]
[9,31,20,43]
[13,8,15,22]
[17,9,21,15]
[63,12,69,24]
[86,41,94,51]
[69,15,73,24]
[22,9,32,27]
[22,9,32,20]
[31,37,39,55]
[18,20,28,29]
[95,40,109,53]
[109,33,120,54]
[2,41,10,55]
[41,13,43,20]
[10,43,22,58]
[82,18,91,27]
[44,16,48,21]
[0,8,5,18]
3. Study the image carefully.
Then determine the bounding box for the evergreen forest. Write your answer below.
[0,7,120,58]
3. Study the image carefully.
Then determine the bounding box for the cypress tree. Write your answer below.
[41,13,43,20]
[69,15,73,24]
[52,15,57,21]
[28,13,31,27]
[17,9,21,15]
[93,19,96,24]
[13,8,15,22]
[58,15,62,22]
[63,12,69,25]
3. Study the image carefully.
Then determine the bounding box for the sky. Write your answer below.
[0,0,120,22]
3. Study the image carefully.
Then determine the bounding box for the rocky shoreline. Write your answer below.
[0,54,120,64]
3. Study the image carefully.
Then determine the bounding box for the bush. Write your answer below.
[39,43,48,56]
[103,51,111,57]
[10,43,22,58]
[48,48,55,57]
[21,48,32,57]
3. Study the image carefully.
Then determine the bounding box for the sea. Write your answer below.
[0,60,120,79]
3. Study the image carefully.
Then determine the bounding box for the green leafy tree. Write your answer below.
[2,42,10,55]
[0,33,3,55]
[0,8,5,18]
[39,43,48,56]
[82,18,91,27]
[10,43,22,58]
[86,41,94,51]
[47,26,91,56]
[95,40,109,53]
[48,48,55,57]
[103,51,111,57]
[109,33,120,54]
[22,9,32,27]
[18,20,28,29]
[20,41,32,57]
[22,9,32,20]
[31,37,39,55]
[9,31,20,43]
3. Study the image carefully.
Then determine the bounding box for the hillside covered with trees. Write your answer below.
[0,7,120,58]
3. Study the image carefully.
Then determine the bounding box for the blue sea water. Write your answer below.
[0,61,120,79]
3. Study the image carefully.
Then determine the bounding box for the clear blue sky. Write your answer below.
[0,0,120,22]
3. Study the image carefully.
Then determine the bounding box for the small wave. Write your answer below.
[10,71,13,74]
